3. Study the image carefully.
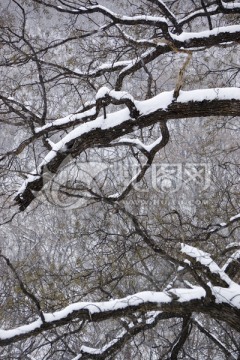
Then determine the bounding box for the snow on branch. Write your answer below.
[14,87,240,211]
[178,5,218,26]
[218,0,240,11]
[96,87,139,118]
[114,136,163,154]
[171,24,240,43]
[32,1,170,30]
[0,290,196,346]
[203,212,240,237]
[146,0,179,29]
[222,246,240,281]
[181,244,232,287]
[73,312,173,360]
[1,271,240,346]
[222,249,240,271]
[108,121,168,201]
[16,19,240,96]
[33,1,240,40]
[38,57,134,80]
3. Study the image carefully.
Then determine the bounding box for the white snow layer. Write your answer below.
[18,87,240,197]
[0,289,202,341]
[181,244,232,285]
[230,213,240,222]
[171,24,240,42]
[36,87,240,133]
[1,278,240,342]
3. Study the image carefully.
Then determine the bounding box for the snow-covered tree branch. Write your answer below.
[0,0,240,358]
[13,87,240,211]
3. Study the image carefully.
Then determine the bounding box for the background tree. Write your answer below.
[0,0,240,358]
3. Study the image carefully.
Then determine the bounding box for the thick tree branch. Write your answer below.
[0,286,240,347]
[14,87,240,210]
[181,244,231,288]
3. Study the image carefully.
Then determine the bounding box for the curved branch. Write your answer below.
[169,314,192,360]
[145,0,181,33]
[32,0,170,32]
[112,121,169,202]
[0,254,45,323]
